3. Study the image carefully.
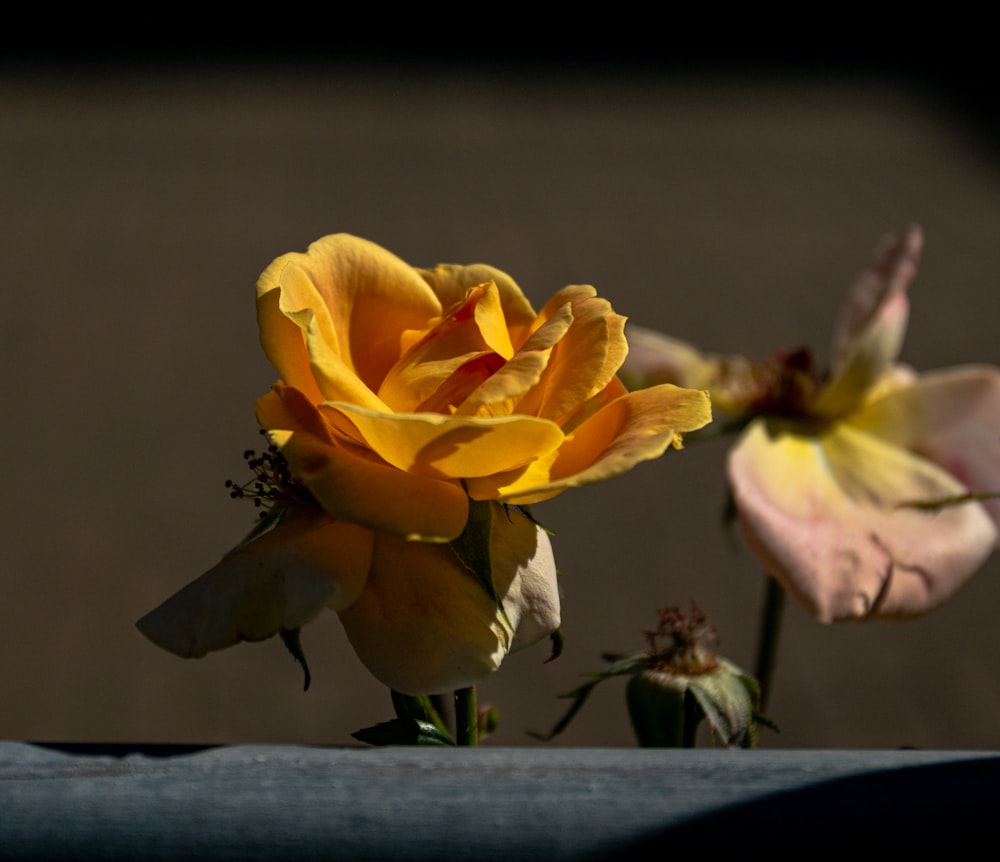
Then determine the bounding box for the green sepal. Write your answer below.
[351,718,456,747]
[449,499,513,630]
[545,627,565,663]
[508,503,554,536]
[629,660,778,749]
[279,627,311,692]
[626,671,693,747]
[528,653,649,742]
[898,489,1000,512]
[478,705,500,739]
[449,498,498,603]
[236,505,289,550]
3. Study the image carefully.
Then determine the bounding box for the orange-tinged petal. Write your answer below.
[377,283,509,413]
[455,303,574,418]
[850,365,1000,534]
[136,508,374,658]
[337,504,557,694]
[728,417,997,622]
[814,225,921,418]
[469,384,712,504]
[417,262,538,347]
[257,385,469,541]
[256,234,442,404]
[456,349,552,418]
[528,286,628,426]
[324,401,565,481]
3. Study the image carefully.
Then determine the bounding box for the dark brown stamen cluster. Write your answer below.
[225,431,315,518]
[642,602,720,675]
[745,346,825,418]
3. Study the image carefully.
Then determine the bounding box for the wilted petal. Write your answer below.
[337,505,558,694]
[137,508,374,658]
[490,505,560,650]
[728,417,997,622]
[851,365,1000,533]
[815,225,921,418]
[257,384,469,541]
[618,324,723,392]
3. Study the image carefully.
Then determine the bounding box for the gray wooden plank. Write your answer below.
[1,744,996,858]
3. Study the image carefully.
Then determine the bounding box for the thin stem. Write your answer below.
[454,686,478,747]
[429,693,452,737]
[753,575,786,713]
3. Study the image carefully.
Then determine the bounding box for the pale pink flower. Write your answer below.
[624,226,1000,622]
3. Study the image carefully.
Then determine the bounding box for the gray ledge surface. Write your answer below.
[2,743,998,859]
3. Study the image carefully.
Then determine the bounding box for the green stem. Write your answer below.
[454,686,478,747]
[753,575,786,713]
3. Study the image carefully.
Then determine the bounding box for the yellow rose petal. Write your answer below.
[474,384,712,503]
[531,286,628,426]
[257,234,442,405]
[257,385,470,541]
[325,401,565,481]
[337,504,557,694]
[418,262,538,346]
[377,283,506,413]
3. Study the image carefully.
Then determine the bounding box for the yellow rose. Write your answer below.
[254,234,712,539]
[138,234,712,695]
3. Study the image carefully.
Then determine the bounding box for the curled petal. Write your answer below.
[728,418,997,622]
[417,262,538,346]
[136,508,374,658]
[469,384,712,504]
[527,286,628,426]
[851,365,1000,534]
[816,225,922,418]
[257,384,469,541]
[337,505,559,694]
[256,234,442,403]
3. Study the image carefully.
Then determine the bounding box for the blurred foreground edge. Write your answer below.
[1,743,996,858]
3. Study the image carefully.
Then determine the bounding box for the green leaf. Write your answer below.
[390,690,453,741]
[351,718,456,746]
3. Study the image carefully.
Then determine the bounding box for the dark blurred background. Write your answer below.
[3,41,998,749]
